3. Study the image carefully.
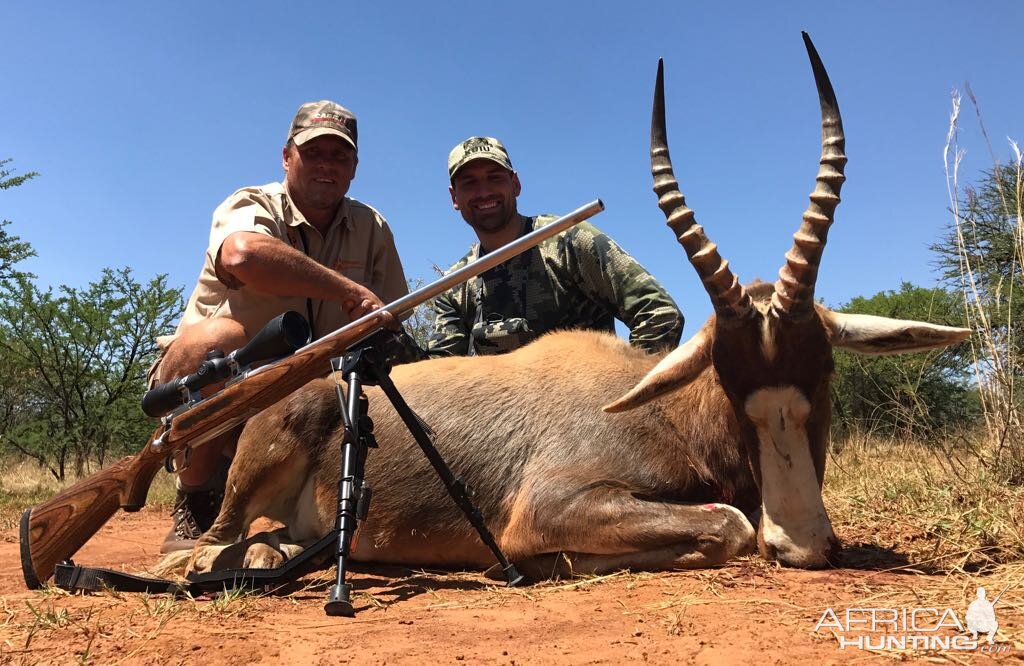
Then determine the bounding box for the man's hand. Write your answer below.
[342,282,384,319]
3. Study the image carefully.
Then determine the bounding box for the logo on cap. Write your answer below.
[288,101,358,150]
[462,137,495,155]
[448,136,513,179]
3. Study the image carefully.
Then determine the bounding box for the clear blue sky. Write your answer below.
[4,2,1022,333]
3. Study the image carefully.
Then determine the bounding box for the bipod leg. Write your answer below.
[324,353,377,617]
[375,373,524,587]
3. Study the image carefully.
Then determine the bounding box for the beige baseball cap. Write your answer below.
[287,101,358,150]
[447,136,514,180]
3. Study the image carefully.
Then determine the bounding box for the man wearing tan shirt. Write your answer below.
[155,100,410,552]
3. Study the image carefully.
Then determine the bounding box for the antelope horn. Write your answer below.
[771,32,848,318]
[651,59,753,320]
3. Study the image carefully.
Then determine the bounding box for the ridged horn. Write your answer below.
[770,32,848,317]
[652,59,753,320]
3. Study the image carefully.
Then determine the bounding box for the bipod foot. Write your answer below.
[324,583,354,617]
[503,563,525,587]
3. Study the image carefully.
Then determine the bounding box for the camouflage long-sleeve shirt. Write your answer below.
[427,215,683,357]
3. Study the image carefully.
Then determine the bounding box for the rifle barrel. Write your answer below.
[167,198,604,448]
[262,199,606,369]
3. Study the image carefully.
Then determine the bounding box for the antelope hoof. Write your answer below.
[242,542,287,569]
[706,503,757,562]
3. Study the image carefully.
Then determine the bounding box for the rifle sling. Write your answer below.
[53,529,339,595]
[54,561,184,594]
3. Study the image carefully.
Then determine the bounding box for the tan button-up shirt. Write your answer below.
[166,182,408,348]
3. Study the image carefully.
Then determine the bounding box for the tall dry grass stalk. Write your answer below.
[944,86,1024,483]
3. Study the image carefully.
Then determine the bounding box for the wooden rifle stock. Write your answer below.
[20,199,604,587]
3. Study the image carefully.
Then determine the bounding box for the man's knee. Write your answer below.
[157,318,249,383]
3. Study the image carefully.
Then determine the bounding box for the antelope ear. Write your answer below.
[824,311,971,355]
[604,329,712,413]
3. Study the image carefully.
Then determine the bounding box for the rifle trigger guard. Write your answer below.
[163,445,191,474]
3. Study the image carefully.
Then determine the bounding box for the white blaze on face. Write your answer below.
[744,386,836,567]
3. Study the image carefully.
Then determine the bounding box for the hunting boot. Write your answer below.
[160,455,231,554]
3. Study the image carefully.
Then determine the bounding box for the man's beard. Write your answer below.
[464,200,516,234]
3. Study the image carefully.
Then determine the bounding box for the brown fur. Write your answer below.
[161,287,967,579]
[170,327,760,579]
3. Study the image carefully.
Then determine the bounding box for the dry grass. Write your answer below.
[826,432,1024,574]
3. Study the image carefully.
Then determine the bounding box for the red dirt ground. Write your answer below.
[1,508,1020,665]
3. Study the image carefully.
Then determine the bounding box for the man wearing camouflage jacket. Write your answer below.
[428,136,683,357]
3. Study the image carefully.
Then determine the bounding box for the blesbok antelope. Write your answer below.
[162,34,969,579]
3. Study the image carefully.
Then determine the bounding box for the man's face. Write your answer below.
[449,160,521,235]
[282,135,358,215]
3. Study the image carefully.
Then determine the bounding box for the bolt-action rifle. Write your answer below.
[20,199,604,588]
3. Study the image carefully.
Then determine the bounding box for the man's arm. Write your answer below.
[219,231,382,319]
[569,222,684,354]
[426,289,472,357]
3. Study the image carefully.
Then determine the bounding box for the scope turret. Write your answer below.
[141,311,310,417]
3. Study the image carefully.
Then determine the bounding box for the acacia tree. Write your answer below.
[0,159,185,478]
[0,159,39,469]
[932,164,1024,336]
[830,282,976,439]
[0,269,182,479]
[0,159,37,280]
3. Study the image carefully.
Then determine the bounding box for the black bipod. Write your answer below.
[324,331,524,617]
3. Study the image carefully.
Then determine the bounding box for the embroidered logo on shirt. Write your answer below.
[333,260,365,272]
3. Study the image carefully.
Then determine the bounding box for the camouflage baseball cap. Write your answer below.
[447,136,514,179]
[287,101,358,150]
